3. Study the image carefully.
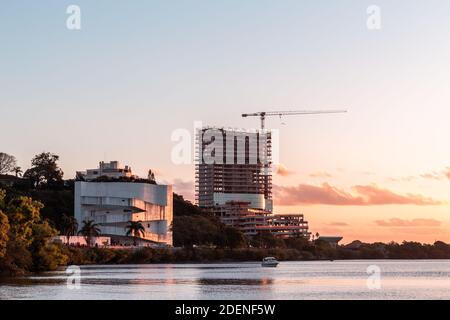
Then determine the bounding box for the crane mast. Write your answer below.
[242,110,347,129]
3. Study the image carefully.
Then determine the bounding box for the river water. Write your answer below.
[1,260,449,300]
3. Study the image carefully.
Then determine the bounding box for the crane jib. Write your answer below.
[241,110,347,129]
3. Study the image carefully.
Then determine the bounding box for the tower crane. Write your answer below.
[241,109,347,129]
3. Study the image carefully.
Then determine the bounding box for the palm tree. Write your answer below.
[12,166,22,177]
[147,169,156,183]
[125,220,146,246]
[78,220,101,247]
[61,214,78,245]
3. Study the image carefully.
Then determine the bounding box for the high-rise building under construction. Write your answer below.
[195,127,272,212]
[195,127,309,238]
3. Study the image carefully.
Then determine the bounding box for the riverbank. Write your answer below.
[3,242,450,277]
[62,242,450,267]
[64,247,303,265]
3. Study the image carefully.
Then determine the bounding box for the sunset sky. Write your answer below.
[1,1,449,243]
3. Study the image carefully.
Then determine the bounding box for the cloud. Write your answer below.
[387,176,416,182]
[445,167,450,179]
[274,183,442,206]
[389,167,450,182]
[420,172,442,180]
[328,222,349,226]
[170,179,195,201]
[309,171,332,178]
[375,218,442,227]
[276,164,295,177]
[352,185,441,205]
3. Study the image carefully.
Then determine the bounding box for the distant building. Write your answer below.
[75,161,173,247]
[53,235,111,247]
[214,201,270,236]
[214,201,310,238]
[195,127,309,239]
[266,214,310,238]
[77,161,134,181]
[317,236,343,248]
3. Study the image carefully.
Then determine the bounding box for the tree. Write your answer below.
[173,193,206,216]
[224,226,246,250]
[29,221,68,271]
[12,166,22,177]
[125,221,146,246]
[4,196,43,246]
[23,152,64,188]
[0,189,4,208]
[147,169,156,183]
[0,189,67,274]
[0,210,9,258]
[61,214,78,244]
[0,153,17,175]
[173,215,225,248]
[284,237,309,251]
[255,231,279,249]
[78,220,101,247]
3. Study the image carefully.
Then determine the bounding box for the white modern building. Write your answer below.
[80,161,134,181]
[75,161,173,246]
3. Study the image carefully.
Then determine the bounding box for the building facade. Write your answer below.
[196,127,272,211]
[80,161,134,181]
[75,161,173,246]
[215,201,310,238]
[196,127,309,239]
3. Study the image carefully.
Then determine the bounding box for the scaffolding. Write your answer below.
[195,127,272,209]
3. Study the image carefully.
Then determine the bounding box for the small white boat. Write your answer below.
[261,257,279,267]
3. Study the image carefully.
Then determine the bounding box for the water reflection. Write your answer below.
[197,278,274,286]
[1,260,450,300]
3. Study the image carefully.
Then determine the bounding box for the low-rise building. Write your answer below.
[74,161,173,247]
[317,236,343,248]
[53,235,111,247]
[215,201,310,238]
[77,161,134,181]
[265,214,310,238]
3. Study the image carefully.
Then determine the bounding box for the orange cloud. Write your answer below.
[445,167,450,179]
[387,176,415,182]
[328,222,349,226]
[274,183,442,206]
[276,164,295,177]
[309,171,332,178]
[388,167,450,182]
[375,218,442,227]
[352,185,441,205]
